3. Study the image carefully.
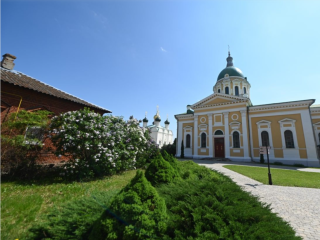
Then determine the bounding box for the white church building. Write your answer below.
[142,108,173,148]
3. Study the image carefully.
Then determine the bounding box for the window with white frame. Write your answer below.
[201,132,206,148]
[284,130,295,148]
[186,134,191,148]
[24,126,44,145]
[214,130,223,135]
[225,87,229,94]
[256,120,273,148]
[243,87,247,94]
[278,118,298,149]
[261,131,270,147]
[232,131,240,148]
[235,86,239,96]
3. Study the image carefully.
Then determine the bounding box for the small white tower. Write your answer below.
[164,115,170,129]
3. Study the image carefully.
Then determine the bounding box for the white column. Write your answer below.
[194,116,198,157]
[208,114,213,157]
[301,110,318,161]
[223,112,230,158]
[241,110,250,159]
[177,121,183,157]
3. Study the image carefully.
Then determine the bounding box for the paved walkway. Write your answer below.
[192,160,320,240]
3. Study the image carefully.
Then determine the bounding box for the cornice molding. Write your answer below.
[175,114,194,120]
[249,102,311,112]
[191,93,250,109]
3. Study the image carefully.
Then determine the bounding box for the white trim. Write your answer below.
[311,116,320,119]
[208,114,213,157]
[256,120,275,159]
[194,107,247,116]
[194,116,198,156]
[249,109,309,118]
[177,121,183,156]
[300,109,319,160]
[230,130,241,148]
[223,112,230,158]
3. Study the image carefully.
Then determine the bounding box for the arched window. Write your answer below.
[261,131,270,147]
[186,134,191,148]
[233,131,240,148]
[225,87,229,94]
[235,86,239,96]
[214,130,223,135]
[201,133,206,148]
[243,87,247,94]
[218,89,220,93]
[284,130,295,148]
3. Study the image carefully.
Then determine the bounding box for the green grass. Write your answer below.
[224,165,320,188]
[1,170,137,240]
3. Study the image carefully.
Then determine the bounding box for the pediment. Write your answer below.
[191,93,249,109]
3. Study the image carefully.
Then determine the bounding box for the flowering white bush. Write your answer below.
[49,108,158,179]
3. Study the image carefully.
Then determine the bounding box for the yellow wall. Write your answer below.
[250,113,306,149]
[198,148,208,155]
[299,149,307,159]
[230,149,244,157]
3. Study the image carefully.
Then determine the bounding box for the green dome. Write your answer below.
[217,66,244,81]
[143,117,148,122]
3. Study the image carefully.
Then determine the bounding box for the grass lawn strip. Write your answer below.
[224,165,320,188]
[1,170,137,240]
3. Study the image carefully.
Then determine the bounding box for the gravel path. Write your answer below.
[195,161,320,240]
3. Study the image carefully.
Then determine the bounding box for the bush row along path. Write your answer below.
[190,160,320,240]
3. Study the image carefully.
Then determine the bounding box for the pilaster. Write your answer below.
[223,112,230,158]
[194,116,198,156]
[240,110,249,158]
[208,114,213,157]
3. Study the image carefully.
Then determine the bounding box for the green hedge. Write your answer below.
[157,161,301,240]
[145,153,180,186]
[89,170,168,240]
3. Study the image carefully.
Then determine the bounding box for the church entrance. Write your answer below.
[214,138,225,158]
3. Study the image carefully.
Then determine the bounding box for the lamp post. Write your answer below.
[260,145,272,185]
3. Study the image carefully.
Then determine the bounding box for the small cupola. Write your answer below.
[186,105,194,114]
[164,116,170,129]
[1,53,17,70]
[143,112,148,127]
[154,106,161,126]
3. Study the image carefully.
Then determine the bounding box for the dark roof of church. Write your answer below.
[217,52,245,81]
[217,66,244,81]
[1,67,111,113]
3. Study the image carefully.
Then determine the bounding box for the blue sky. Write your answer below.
[2,0,320,139]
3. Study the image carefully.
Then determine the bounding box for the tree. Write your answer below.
[1,110,52,178]
[180,140,185,158]
[49,108,158,179]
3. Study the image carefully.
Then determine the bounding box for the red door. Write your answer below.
[214,138,225,158]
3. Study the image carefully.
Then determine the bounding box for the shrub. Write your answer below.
[157,161,301,240]
[1,110,52,179]
[273,161,283,165]
[294,163,305,167]
[27,190,119,240]
[161,150,179,172]
[145,154,180,186]
[89,170,168,240]
[180,140,184,158]
[160,138,176,156]
[50,108,158,180]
